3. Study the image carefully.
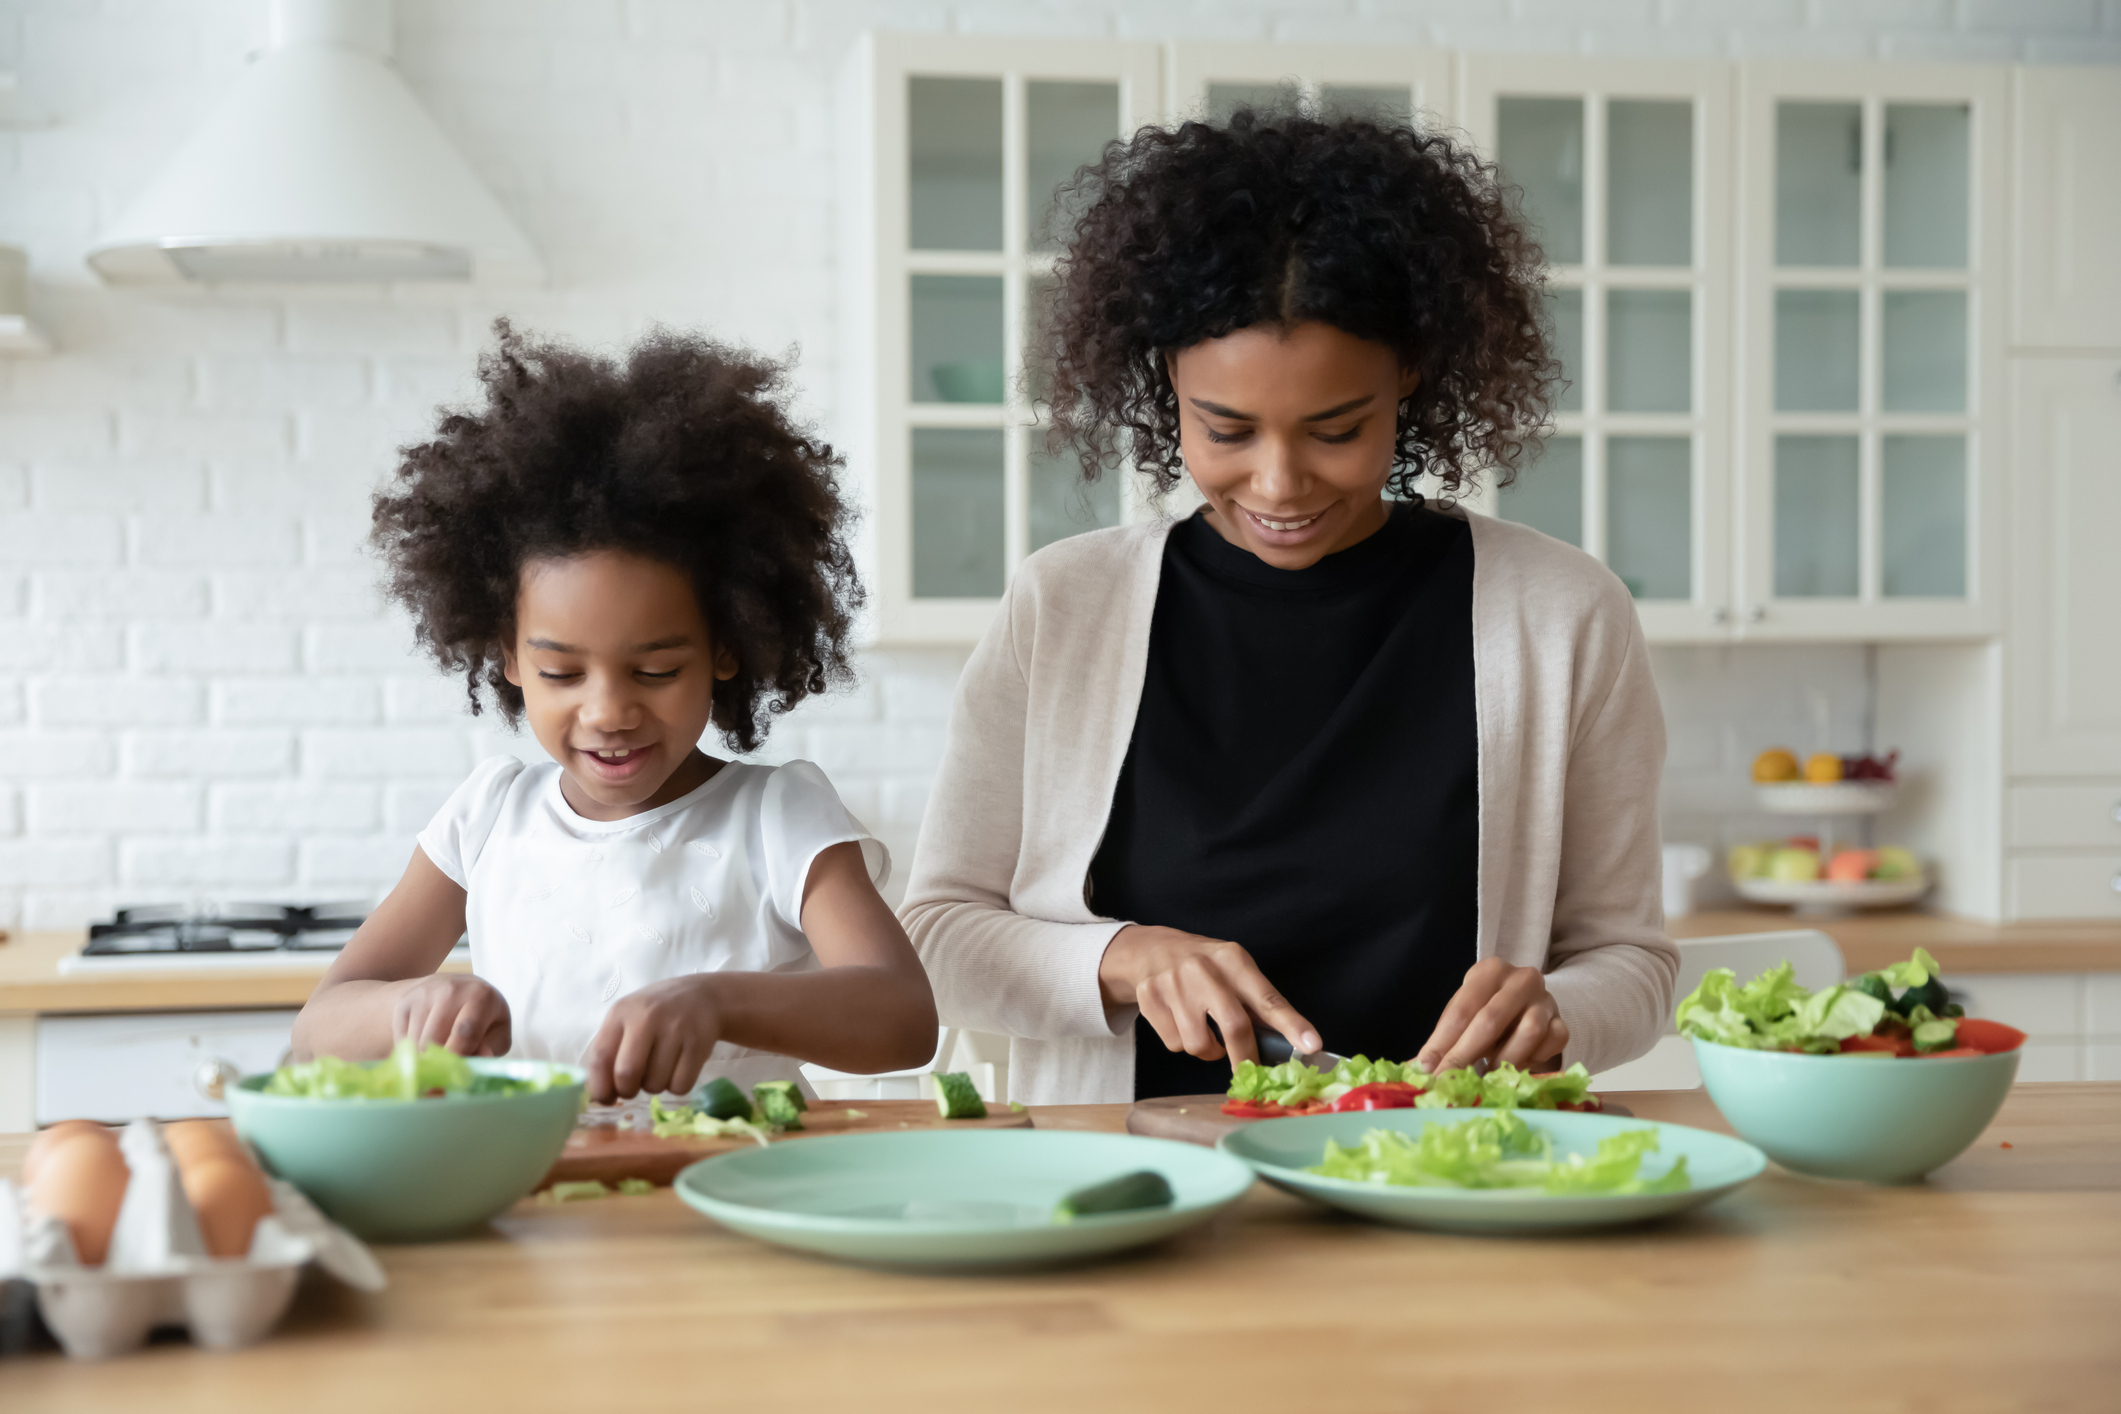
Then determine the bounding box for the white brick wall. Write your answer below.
[1,0,2114,928]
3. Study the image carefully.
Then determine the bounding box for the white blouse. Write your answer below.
[418,755,888,1088]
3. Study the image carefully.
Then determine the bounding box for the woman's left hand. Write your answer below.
[1414,957,1570,1074]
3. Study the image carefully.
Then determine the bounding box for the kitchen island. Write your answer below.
[3,1085,2116,1411]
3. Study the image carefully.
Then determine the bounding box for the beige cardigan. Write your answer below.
[899,507,1679,1104]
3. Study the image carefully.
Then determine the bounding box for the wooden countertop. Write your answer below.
[0,932,469,1017]
[2,1086,2115,1412]
[1670,909,2121,974]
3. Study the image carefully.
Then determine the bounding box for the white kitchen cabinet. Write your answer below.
[34,1009,299,1124]
[2005,367,2121,780]
[1165,40,1451,127]
[1459,54,1735,643]
[1733,62,2006,643]
[2011,67,2121,352]
[841,33,1163,643]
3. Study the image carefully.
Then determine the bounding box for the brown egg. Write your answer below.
[162,1119,243,1170]
[27,1127,129,1266]
[23,1120,113,1187]
[177,1154,273,1259]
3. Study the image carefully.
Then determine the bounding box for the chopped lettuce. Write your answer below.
[648,1094,770,1145]
[1677,961,1895,1053]
[1226,1056,1597,1111]
[1307,1111,1689,1194]
[1879,947,1942,990]
[1410,1062,1598,1110]
[262,1039,568,1100]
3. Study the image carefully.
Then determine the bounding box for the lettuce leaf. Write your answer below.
[263,1039,563,1100]
[1307,1111,1689,1194]
[1677,962,1890,1052]
[1879,947,1942,990]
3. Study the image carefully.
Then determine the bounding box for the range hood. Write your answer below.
[87,0,540,285]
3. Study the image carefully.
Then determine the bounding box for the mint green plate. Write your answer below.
[227,1060,586,1242]
[673,1129,1254,1268]
[1218,1109,1766,1234]
[1693,1037,2019,1182]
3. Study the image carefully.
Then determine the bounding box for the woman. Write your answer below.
[900,109,1678,1103]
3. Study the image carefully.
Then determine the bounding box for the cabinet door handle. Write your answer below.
[2111,869,2121,896]
[2111,799,2121,826]
[1746,605,1767,623]
[193,1058,242,1102]
[1712,606,1731,625]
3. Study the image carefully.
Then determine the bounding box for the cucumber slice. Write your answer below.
[696,1077,752,1121]
[752,1080,807,1130]
[1053,1170,1174,1224]
[933,1071,987,1119]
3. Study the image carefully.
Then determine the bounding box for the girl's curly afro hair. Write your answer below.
[1040,105,1558,500]
[372,321,861,754]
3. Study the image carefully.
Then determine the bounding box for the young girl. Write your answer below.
[294,324,937,1105]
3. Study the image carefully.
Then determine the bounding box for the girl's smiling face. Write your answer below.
[1168,320,1420,571]
[502,550,736,821]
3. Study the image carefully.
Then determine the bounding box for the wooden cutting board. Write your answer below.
[1127,1093,1634,1148]
[540,1098,1033,1189]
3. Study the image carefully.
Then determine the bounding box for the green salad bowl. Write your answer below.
[226,1059,586,1241]
[1691,1038,2018,1183]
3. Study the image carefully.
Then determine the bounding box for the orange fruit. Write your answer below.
[1752,748,1799,783]
[1803,753,1843,783]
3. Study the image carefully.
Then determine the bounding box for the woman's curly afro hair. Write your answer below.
[372,321,861,754]
[1040,105,1559,499]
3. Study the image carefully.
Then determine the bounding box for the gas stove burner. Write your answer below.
[85,903,370,956]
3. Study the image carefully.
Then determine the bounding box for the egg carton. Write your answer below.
[0,1118,385,1361]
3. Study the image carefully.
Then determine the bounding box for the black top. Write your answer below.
[1089,500,1480,1100]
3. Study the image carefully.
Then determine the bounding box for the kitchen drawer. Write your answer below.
[36,1010,298,1125]
[2008,783,2121,849]
[2006,854,2121,920]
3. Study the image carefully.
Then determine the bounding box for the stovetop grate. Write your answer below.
[84,903,369,955]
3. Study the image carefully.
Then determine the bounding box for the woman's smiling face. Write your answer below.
[501,550,734,821]
[1168,320,1418,571]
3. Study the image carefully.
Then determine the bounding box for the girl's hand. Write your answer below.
[1099,925,1321,1067]
[393,975,512,1057]
[1414,958,1570,1074]
[584,975,723,1104]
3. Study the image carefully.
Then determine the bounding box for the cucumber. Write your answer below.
[1912,1016,1959,1053]
[696,1077,752,1121]
[1900,976,1951,1017]
[752,1081,807,1130]
[933,1071,987,1119]
[1853,973,1893,1006]
[1053,1170,1174,1224]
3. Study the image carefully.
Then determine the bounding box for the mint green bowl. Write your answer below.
[226,1060,586,1242]
[1691,1038,2018,1183]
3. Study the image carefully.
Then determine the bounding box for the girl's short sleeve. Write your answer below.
[415,756,528,888]
[758,760,890,931]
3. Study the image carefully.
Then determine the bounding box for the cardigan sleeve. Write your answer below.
[897,576,1135,1043]
[1541,605,1682,1075]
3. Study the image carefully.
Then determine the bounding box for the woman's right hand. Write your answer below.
[392,975,512,1057]
[1098,924,1320,1066]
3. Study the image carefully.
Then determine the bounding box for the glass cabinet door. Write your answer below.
[866,36,1162,640]
[1467,56,1733,640]
[1742,65,2000,639]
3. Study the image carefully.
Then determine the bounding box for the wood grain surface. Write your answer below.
[543,1098,1032,1188]
[1126,1092,1634,1146]
[4,1084,2114,1413]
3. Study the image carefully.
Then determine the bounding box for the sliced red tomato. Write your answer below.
[1919,1047,1986,1059]
[1329,1082,1424,1112]
[1840,1034,1915,1056]
[1219,1099,1289,1119]
[1952,1018,2028,1054]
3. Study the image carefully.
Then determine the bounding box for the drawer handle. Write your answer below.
[2112,869,2121,896]
[192,1058,243,1102]
[2112,800,2121,826]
